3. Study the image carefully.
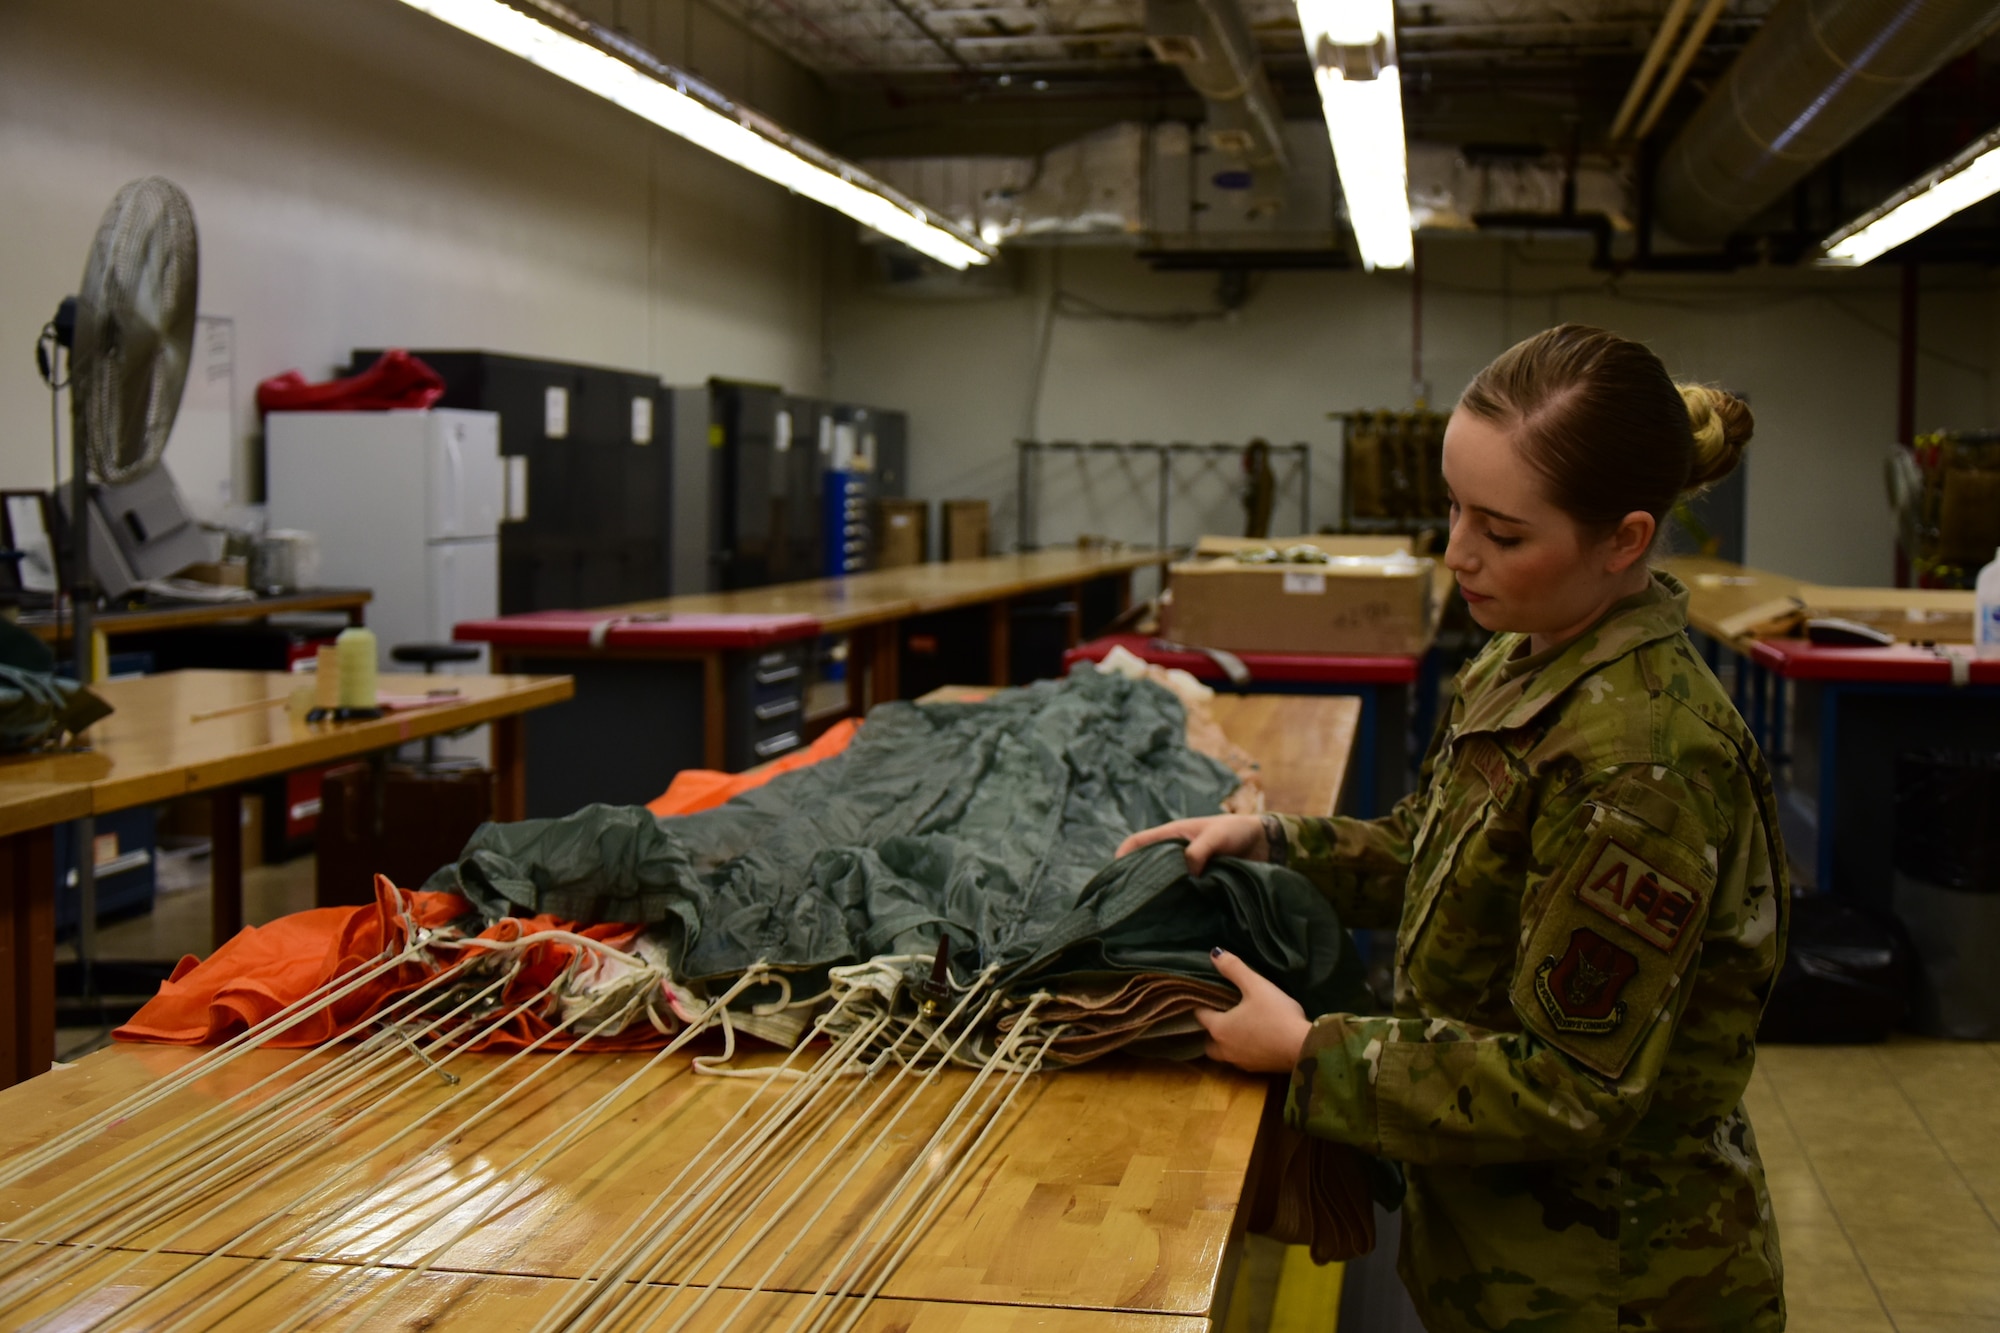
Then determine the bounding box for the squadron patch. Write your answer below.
[1534,928,1639,1033]
[1576,838,1702,952]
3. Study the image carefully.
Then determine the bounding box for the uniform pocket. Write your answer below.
[1396,794,1493,974]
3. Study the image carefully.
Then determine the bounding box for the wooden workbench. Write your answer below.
[0,692,1360,1330]
[18,587,372,645]
[0,669,574,1088]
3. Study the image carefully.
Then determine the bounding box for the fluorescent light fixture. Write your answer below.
[1295,0,1412,271]
[1820,124,2000,267]
[396,0,994,270]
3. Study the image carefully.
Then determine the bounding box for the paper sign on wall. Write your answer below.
[163,315,235,520]
[504,456,529,522]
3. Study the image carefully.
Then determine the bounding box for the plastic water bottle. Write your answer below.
[1979,547,2000,657]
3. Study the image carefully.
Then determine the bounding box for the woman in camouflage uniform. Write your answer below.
[1122,325,1788,1331]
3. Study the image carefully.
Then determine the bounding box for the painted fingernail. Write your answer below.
[1210,946,1223,958]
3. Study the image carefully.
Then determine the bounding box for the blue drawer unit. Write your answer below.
[55,806,158,940]
[822,469,874,576]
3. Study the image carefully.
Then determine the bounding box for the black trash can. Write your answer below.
[1892,749,2000,1039]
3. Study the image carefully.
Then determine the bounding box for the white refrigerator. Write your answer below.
[266,409,506,759]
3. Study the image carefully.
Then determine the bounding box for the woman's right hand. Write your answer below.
[1116,814,1270,875]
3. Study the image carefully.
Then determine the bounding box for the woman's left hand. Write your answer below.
[1196,949,1313,1074]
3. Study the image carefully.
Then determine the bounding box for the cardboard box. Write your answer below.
[1193,534,1413,559]
[1165,536,1436,655]
[943,500,989,561]
[877,499,928,568]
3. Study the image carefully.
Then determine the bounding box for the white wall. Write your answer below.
[0,0,830,499]
[827,237,2000,588]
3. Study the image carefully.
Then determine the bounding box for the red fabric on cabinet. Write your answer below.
[255,349,446,414]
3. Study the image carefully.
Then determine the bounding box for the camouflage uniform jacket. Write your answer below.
[1274,572,1788,1332]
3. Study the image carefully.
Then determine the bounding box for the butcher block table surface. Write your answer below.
[0,692,1360,1329]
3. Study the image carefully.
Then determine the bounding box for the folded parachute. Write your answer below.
[424,669,1366,1013]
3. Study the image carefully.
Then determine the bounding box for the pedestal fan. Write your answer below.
[37,176,201,684]
[32,177,199,1002]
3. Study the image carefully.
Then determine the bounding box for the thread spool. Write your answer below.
[333,627,382,719]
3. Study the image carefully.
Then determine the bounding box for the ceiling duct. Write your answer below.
[1144,0,1291,216]
[1654,0,2000,245]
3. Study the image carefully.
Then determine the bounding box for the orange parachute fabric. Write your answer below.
[114,878,657,1053]
[117,722,866,1052]
[645,717,861,817]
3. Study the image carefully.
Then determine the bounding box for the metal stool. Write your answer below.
[391,643,481,770]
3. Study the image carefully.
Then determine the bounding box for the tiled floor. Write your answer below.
[1749,1039,2000,1333]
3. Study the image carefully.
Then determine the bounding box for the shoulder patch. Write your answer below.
[1534,928,1639,1032]
[1513,804,1716,1079]
[1575,838,1702,952]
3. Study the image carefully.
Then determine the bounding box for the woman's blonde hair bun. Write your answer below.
[1677,383,1753,492]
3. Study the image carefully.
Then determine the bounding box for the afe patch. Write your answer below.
[1534,928,1639,1033]
[1576,839,1702,952]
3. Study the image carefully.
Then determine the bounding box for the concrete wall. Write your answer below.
[827,237,1999,587]
[0,0,830,502]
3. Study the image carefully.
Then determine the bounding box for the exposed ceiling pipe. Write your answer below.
[1609,0,1693,144]
[1654,0,2000,245]
[1628,0,1728,143]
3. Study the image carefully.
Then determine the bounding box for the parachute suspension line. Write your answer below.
[0,942,429,1193]
[568,981,985,1333]
[804,1018,1068,1333]
[285,965,777,1333]
[19,947,581,1331]
[144,947,724,1333]
[532,991,893,1333]
[774,994,1055,1333]
[0,958,508,1290]
[639,975,1005,1333]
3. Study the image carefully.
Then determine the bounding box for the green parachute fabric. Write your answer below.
[0,621,111,752]
[425,669,1367,1015]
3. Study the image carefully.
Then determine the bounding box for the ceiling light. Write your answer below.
[1820,125,2000,267]
[1294,0,1411,271]
[396,0,994,269]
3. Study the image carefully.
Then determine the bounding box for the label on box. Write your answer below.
[544,386,570,439]
[1282,571,1326,595]
[631,395,654,445]
[92,832,120,867]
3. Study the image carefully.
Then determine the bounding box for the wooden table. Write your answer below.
[458,549,1171,815]
[0,669,574,1088]
[1660,556,1810,651]
[0,692,1358,1330]
[18,587,372,645]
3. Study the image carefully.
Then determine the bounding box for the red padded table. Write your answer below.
[1748,638,2000,685]
[454,613,821,775]
[1746,637,2000,907]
